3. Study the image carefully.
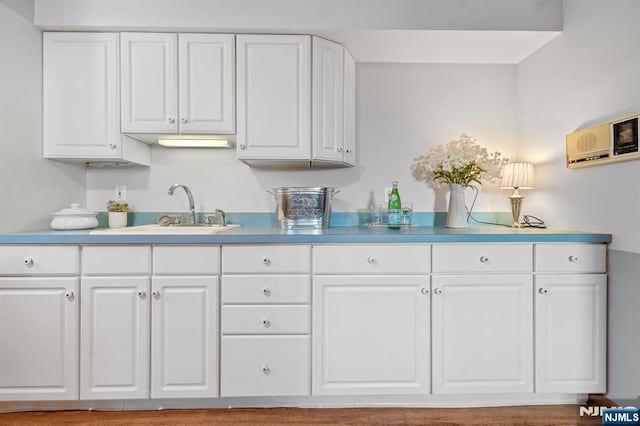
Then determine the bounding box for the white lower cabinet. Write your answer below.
[312,275,431,395]
[431,274,533,394]
[535,274,607,393]
[80,245,219,400]
[80,277,149,399]
[0,278,79,401]
[151,276,218,398]
[221,335,310,396]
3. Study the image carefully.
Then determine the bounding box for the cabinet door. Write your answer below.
[178,34,235,134]
[313,275,430,395]
[151,276,218,398]
[80,277,150,400]
[121,33,177,133]
[237,35,311,160]
[431,275,533,394]
[0,278,78,401]
[342,48,356,166]
[536,274,606,393]
[43,32,120,159]
[312,37,344,162]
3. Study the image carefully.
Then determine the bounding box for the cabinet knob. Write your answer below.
[420,287,429,295]
[346,148,352,154]
[479,256,489,263]
[168,117,175,124]
[262,257,271,266]
[24,258,34,267]
[262,288,271,297]
[538,288,549,295]
[262,318,271,328]
[239,144,247,150]
[262,364,271,375]
[108,143,117,150]
[137,290,146,299]
[64,291,75,301]
[152,290,161,299]
[367,257,376,264]
[434,288,443,295]
[568,255,579,262]
[337,146,344,153]
[180,117,188,124]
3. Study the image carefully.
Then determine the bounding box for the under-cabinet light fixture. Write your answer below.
[158,139,231,148]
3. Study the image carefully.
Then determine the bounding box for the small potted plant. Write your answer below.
[107,200,129,228]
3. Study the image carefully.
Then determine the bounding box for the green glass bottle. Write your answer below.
[388,181,401,229]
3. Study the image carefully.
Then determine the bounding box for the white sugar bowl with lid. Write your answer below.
[50,203,99,230]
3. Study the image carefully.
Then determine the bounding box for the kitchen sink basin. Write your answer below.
[90,224,240,235]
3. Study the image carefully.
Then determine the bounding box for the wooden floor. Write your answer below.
[0,405,604,425]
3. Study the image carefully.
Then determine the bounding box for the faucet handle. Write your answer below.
[205,210,226,226]
[158,214,182,226]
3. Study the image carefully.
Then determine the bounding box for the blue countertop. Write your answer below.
[0,225,613,244]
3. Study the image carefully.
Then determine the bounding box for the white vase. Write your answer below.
[108,211,127,228]
[446,183,468,228]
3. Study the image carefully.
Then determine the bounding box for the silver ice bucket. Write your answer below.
[270,187,339,229]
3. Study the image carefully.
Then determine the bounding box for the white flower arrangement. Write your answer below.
[411,133,508,187]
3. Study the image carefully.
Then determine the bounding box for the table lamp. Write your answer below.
[500,163,534,227]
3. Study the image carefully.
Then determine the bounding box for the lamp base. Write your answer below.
[509,189,524,228]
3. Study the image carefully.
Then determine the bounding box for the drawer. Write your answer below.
[221,335,310,396]
[222,275,310,304]
[153,245,220,275]
[82,246,150,275]
[0,245,78,275]
[222,305,310,334]
[535,244,606,273]
[432,244,532,273]
[313,244,430,274]
[223,245,310,274]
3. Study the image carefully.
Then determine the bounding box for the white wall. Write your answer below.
[517,0,640,253]
[0,3,85,232]
[86,63,517,215]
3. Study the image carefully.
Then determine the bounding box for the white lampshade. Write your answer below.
[500,163,534,189]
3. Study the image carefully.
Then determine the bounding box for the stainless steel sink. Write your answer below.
[90,224,240,235]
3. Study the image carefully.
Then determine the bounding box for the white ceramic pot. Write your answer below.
[50,203,99,230]
[108,211,128,228]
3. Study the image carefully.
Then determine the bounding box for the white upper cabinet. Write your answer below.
[43,32,149,165]
[312,37,344,163]
[237,34,312,161]
[237,35,355,167]
[122,33,235,135]
[178,34,235,134]
[342,48,356,166]
[121,33,178,133]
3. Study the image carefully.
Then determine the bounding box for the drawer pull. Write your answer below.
[367,257,376,264]
[568,255,579,262]
[262,364,271,375]
[137,290,146,299]
[262,257,271,266]
[24,258,34,267]
[434,288,443,295]
[262,288,271,297]
[64,291,75,301]
[538,288,549,295]
[262,318,271,328]
[152,290,161,299]
[420,287,429,295]
[479,256,489,263]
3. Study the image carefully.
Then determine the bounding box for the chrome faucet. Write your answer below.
[168,184,196,224]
